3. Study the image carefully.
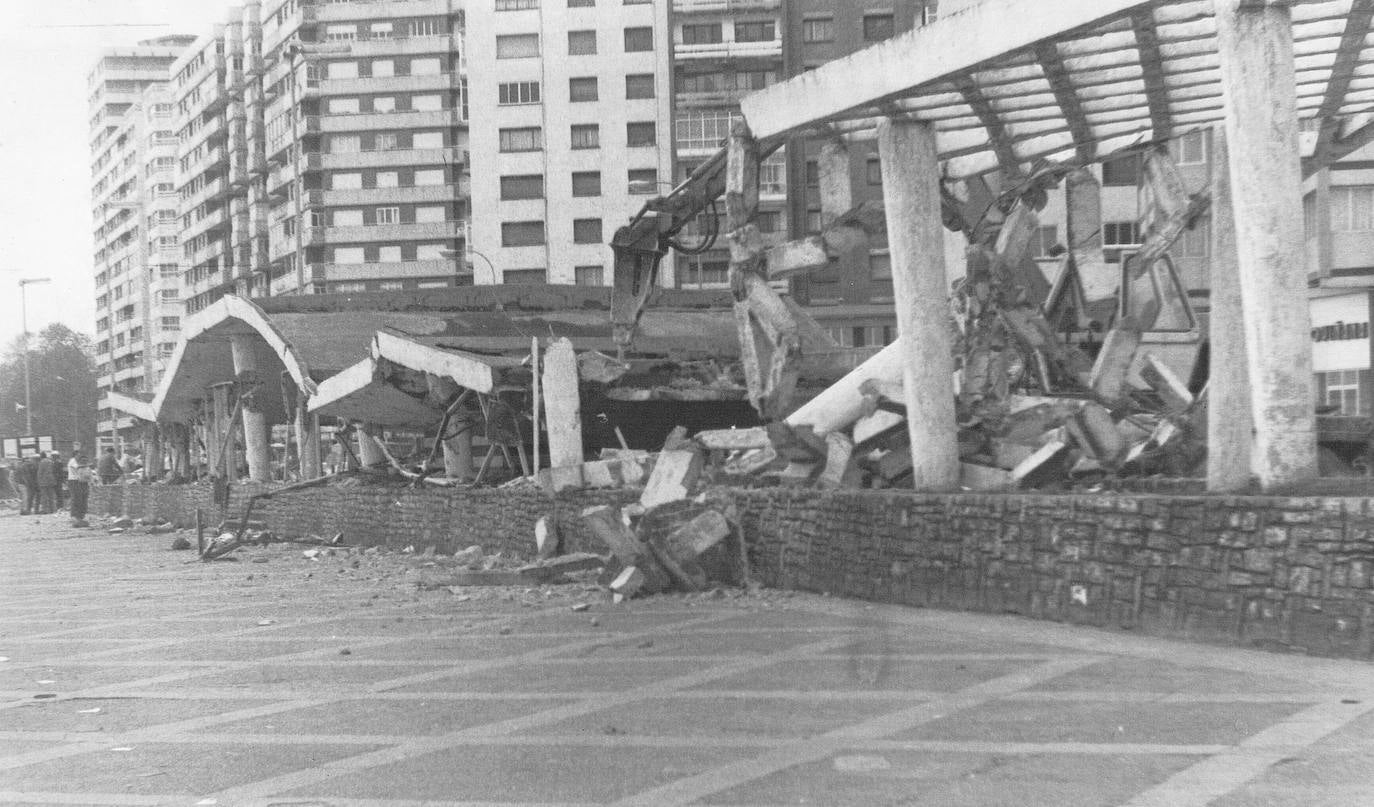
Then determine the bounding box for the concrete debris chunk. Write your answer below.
[639,449,704,509]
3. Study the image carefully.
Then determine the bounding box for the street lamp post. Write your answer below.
[18,277,51,435]
[439,246,497,286]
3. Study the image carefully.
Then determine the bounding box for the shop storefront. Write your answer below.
[1311,291,1373,416]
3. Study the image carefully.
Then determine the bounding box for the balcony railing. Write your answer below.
[673,40,782,61]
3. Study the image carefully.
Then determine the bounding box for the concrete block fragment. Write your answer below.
[610,566,645,597]
[640,449,704,509]
[766,235,831,280]
[818,432,857,489]
[1089,319,1142,403]
[1141,353,1194,412]
[1011,440,1070,488]
[960,462,1014,491]
[695,427,771,451]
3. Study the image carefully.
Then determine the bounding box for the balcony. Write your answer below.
[320,146,464,171]
[322,259,454,281]
[318,73,457,96]
[179,176,231,211]
[187,237,230,269]
[323,220,465,243]
[317,0,453,22]
[673,88,756,108]
[673,0,780,11]
[180,144,227,183]
[344,36,458,58]
[320,184,461,206]
[321,109,459,133]
[673,40,782,61]
[181,205,230,243]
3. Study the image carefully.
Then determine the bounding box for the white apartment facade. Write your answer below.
[466,0,673,286]
[89,37,197,449]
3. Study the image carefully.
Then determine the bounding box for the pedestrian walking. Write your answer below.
[97,448,121,485]
[18,455,39,515]
[67,453,92,525]
[36,452,58,514]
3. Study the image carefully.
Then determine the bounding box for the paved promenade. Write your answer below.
[2,509,1373,806]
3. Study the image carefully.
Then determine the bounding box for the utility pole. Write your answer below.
[18,277,51,436]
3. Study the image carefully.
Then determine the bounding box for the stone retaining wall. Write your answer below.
[730,489,1374,659]
[88,481,637,558]
[91,482,1374,659]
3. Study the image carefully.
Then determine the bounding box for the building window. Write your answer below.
[328,97,360,114]
[375,171,399,188]
[866,157,882,185]
[628,168,657,193]
[625,74,655,99]
[1331,186,1374,231]
[370,22,393,39]
[372,59,395,78]
[681,23,722,45]
[495,0,540,9]
[805,160,819,187]
[411,57,442,76]
[568,0,594,6]
[569,76,598,102]
[1103,221,1142,247]
[573,218,603,243]
[500,174,545,200]
[498,81,541,105]
[1031,225,1061,258]
[1173,130,1208,165]
[571,124,600,149]
[573,265,604,285]
[1323,370,1362,416]
[409,18,444,37]
[802,17,834,42]
[496,33,540,59]
[734,20,775,42]
[759,152,786,195]
[675,109,741,151]
[1101,154,1141,186]
[499,127,543,152]
[503,268,547,284]
[413,131,444,148]
[569,30,597,55]
[325,24,357,42]
[755,210,781,233]
[502,221,546,247]
[624,26,654,51]
[627,122,656,147]
[869,250,892,280]
[571,171,601,197]
[334,210,365,227]
[330,134,361,153]
[375,206,400,224]
[326,61,358,80]
[863,13,896,41]
[682,256,728,287]
[374,132,398,151]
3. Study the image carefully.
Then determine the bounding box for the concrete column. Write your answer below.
[356,422,387,469]
[209,385,232,480]
[229,335,272,483]
[442,428,474,480]
[1206,128,1254,492]
[541,338,583,471]
[1314,166,1333,279]
[1214,0,1318,490]
[876,118,960,491]
[296,401,322,479]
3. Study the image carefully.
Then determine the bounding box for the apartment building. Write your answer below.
[259,0,471,295]
[88,36,196,449]
[466,0,672,287]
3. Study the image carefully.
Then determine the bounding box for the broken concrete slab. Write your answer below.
[517,552,605,582]
[1089,319,1142,403]
[1010,440,1070,488]
[1141,352,1194,413]
[639,449,704,509]
[695,427,771,451]
[960,462,1014,491]
[818,432,857,490]
[581,506,671,593]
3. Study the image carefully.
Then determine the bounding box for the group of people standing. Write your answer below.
[9,447,134,524]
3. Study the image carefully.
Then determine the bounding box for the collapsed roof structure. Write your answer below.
[107,0,1374,494]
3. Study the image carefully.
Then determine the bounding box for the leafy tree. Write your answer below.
[0,323,100,450]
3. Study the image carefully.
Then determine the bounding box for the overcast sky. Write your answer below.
[0,1,223,353]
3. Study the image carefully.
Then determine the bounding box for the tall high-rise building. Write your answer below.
[259,0,471,295]
[466,0,673,287]
[88,36,197,449]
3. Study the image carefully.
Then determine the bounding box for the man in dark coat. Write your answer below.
[97,448,121,485]
[36,452,58,514]
[16,456,38,515]
[50,451,66,510]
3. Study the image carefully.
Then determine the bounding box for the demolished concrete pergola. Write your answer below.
[105,287,856,486]
[730,0,1374,492]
